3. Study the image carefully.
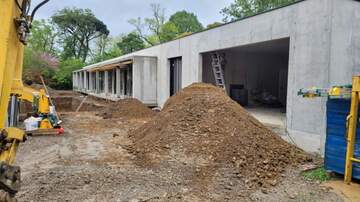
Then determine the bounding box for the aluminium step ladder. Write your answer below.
[211,52,226,91]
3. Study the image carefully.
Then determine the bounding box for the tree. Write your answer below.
[206,22,223,29]
[117,32,145,55]
[23,48,57,85]
[91,36,122,63]
[169,11,203,33]
[159,22,179,43]
[129,4,166,45]
[221,0,296,22]
[52,8,110,62]
[52,58,85,89]
[28,20,59,56]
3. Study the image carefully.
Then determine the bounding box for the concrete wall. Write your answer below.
[74,56,157,106]
[73,0,360,154]
[132,56,157,105]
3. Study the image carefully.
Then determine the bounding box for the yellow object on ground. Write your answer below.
[39,119,52,129]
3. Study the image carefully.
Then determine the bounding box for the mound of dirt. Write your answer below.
[99,98,155,119]
[129,83,310,193]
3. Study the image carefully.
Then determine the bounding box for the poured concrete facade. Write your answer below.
[73,56,157,106]
[73,0,360,154]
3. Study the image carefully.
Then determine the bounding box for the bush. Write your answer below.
[23,48,57,85]
[52,58,84,90]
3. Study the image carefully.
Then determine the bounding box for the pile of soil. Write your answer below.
[129,83,310,192]
[99,98,155,119]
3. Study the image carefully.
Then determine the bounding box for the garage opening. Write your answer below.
[202,38,290,130]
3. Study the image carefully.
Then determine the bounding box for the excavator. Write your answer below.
[0,0,61,200]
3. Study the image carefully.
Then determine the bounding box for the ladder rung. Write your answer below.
[351,158,360,163]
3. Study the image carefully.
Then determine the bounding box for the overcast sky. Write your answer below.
[31,0,233,36]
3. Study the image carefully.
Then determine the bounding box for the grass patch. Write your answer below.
[302,167,331,182]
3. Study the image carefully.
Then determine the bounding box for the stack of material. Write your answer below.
[129,83,310,191]
[99,98,155,119]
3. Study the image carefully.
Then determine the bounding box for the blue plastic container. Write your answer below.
[324,99,360,180]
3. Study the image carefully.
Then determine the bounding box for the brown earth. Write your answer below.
[98,98,156,119]
[129,83,311,196]
[52,95,109,112]
[14,88,344,201]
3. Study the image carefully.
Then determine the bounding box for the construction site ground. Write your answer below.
[14,90,357,202]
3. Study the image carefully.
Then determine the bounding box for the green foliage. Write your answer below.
[159,22,179,43]
[52,8,109,62]
[52,59,84,89]
[23,48,57,85]
[302,167,331,182]
[221,0,296,22]
[117,32,145,55]
[206,22,223,29]
[91,36,122,63]
[169,11,203,33]
[128,4,165,46]
[28,20,59,56]
[129,5,204,45]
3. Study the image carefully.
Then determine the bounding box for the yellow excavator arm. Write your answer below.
[0,0,52,199]
[0,0,27,197]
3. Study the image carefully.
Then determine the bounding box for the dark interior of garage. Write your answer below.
[202,38,290,126]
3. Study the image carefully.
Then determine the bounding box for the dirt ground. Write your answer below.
[14,91,345,202]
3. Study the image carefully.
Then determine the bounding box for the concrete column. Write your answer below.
[73,73,76,89]
[72,73,76,89]
[96,71,100,94]
[75,73,78,89]
[78,72,82,89]
[116,68,121,97]
[104,70,109,95]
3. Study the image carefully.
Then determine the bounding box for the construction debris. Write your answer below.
[129,83,311,194]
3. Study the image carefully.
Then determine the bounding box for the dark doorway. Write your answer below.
[169,57,182,96]
[120,65,133,97]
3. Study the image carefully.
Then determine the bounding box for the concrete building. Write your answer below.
[73,0,360,154]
